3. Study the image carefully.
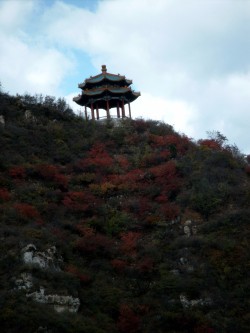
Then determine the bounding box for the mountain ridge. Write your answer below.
[0,89,249,333]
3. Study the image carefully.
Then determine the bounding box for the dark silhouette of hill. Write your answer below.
[0,88,249,333]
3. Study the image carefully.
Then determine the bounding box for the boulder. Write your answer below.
[24,110,37,122]
[0,115,5,126]
[180,294,212,308]
[183,220,199,237]
[13,272,33,290]
[27,287,80,313]
[22,244,63,270]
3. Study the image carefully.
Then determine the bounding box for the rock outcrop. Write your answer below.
[0,115,5,126]
[34,327,52,333]
[24,110,37,122]
[22,244,63,270]
[183,220,198,237]
[27,287,80,313]
[20,244,80,313]
[13,272,33,290]
[180,294,212,308]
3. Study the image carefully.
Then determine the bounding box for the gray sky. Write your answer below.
[0,0,250,153]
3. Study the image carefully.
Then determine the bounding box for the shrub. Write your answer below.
[111,259,128,272]
[36,164,59,180]
[120,231,141,255]
[245,165,250,175]
[76,230,114,256]
[14,203,40,219]
[117,304,141,333]
[160,203,180,220]
[9,166,25,179]
[0,188,11,202]
[65,264,91,284]
[62,191,95,212]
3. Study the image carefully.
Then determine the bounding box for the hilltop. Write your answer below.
[0,89,249,333]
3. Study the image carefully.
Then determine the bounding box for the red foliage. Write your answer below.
[9,166,25,179]
[36,164,69,188]
[0,188,11,201]
[194,325,215,333]
[35,219,45,226]
[137,304,150,315]
[76,230,113,255]
[133,119,149,132]
[149,160,176,179]
[78,273,91,283]
[149,134,166,147]
[37,164,59,180]
[110,169,144,190]
[116,155,130,170]
[199,139,222,150]
[111,259,128,272]
[245,165,250,175]
[125,133,141,145]
[120,231,141,254]
[246,154,250,164]
[117,304,140,333]
[155,193,169,203]
[136,257,154,272]
[14,203,40,219]
[125,169,143,183]
[53,173,69,187]
[142,152,170,167]
[76,224,95,237]
[149,161,182,194]
[78,142,114,170]
[161,203,180,220]
[62,191,95,212]
[65,264,91,283]
[159,150,171,160]
[137,197,151,217]
[52,227,66,240]
[149,134,190,156]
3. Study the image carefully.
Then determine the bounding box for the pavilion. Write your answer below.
[73,65,140,120]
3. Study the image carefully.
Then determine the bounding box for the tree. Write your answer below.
[14,203,40,219]
[117,304,141,333]
[0,188,11,202]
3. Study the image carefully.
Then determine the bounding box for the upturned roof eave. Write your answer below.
[73,90,140,106]
[78,87,140,96]
[73,95,80,102]
[78,73,132,89]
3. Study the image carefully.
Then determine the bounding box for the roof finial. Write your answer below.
[101,65,107,73]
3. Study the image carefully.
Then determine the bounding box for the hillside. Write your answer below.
[0,89,249,333]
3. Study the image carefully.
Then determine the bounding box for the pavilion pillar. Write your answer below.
[91,103,95,120]
[128,102,131,119]
[106,99,110,118]
[121,99,125,118]
[96,103,99,120]
[84,106,88,120]
[117,101,121,118]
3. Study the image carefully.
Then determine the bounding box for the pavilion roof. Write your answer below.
[78,65,132,89]
[73,65,140,111]
[73,86,140,107]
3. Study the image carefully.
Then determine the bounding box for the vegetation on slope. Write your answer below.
[0,89,249,333]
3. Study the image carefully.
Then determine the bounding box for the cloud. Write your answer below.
[132,92,198,137]
[46,0,250,151]
[1,0,250,153]
[196,72,250,152]
[0,35,73,95]
[0,0,34,32]
[45,0,249,151]
[0,0,74,95]
[41,0,250,80]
